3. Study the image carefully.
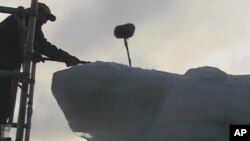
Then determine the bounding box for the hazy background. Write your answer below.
[0,0,250,141]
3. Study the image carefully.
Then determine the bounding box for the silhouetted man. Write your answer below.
[0,2,80,132]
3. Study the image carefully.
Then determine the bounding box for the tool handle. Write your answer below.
[124,38,132,67]
[42,57,91,64]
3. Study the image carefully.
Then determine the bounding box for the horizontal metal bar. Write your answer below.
[0,6,35,17]
[0,137,11,141]
[4,123,29,129]
[11,123,18,128]
[0,6,20,14]
[0,70,21,78]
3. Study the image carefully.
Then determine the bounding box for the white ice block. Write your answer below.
[51,62,250,141]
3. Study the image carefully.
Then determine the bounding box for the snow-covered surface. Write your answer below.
[51,62,250,141]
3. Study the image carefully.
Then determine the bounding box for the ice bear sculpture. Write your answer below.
[52,62,250,141]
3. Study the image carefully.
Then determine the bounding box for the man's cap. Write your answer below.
[38,2,56,21]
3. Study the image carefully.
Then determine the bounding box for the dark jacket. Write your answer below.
[0,15,67,70]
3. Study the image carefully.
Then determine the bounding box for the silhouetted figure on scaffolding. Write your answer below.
[0,3,80,136]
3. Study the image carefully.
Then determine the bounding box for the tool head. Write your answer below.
[114,23,135,39]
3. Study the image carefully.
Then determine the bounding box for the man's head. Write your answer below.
[37,3,56,25]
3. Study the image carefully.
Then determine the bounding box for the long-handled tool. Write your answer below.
[114,23,135,67]
[42,57,91,64]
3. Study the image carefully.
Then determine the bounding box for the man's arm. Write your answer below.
[33,27,79,66]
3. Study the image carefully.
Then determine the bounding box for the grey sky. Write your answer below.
[1,0,250,141]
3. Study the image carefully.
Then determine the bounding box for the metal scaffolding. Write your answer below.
[0,0,39,141]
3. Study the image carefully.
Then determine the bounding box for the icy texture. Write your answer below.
[51,62,250,141]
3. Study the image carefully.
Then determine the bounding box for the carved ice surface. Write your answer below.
[52,62,250,141]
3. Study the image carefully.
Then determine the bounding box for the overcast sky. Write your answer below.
[1,0,250,141]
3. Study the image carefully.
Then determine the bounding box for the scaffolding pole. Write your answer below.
[24,62,36,141]
[0,6,24,15]
[0,0,39,141]
[15,0,38,141]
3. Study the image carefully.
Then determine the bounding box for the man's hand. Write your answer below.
[64,55,80,67]
[33,52,45,63]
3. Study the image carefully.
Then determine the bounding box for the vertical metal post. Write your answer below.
[8,70,20,124]
[8,8,27,125]
[24,62,36,141]
[16,0,38,141]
